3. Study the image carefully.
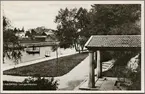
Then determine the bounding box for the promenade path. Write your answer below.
[3,55,114,90]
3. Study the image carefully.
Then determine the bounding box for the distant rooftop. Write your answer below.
[85,35,141,50]
[34,36,47,38]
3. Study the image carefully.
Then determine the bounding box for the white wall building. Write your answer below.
[15,32,25,38]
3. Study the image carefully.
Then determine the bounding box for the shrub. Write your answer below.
[114,53,141,90]
[103,52,141,90]
[3,77,59,90]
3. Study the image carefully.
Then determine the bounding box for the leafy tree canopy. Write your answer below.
[3,16,23,63]
[54,4,141,51]
[89,4,141,35]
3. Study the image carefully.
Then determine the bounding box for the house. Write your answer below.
[15,32,25,39]
[34,35,47,42]
[44,30,54,36]
[34,35,56,42]
[45,35,56,42]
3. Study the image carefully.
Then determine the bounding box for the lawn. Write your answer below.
[4,52,88,77]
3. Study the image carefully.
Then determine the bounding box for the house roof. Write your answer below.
[34,36,47,38]
[85,35,141,50]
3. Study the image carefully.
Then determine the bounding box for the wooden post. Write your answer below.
[94,51,97,69]
[94,51,97,79]
[96,50,102,78]
[88,51,95,88]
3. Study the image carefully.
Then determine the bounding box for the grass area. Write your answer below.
[4,52,88,77]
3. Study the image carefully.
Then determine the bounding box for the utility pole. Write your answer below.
[56,44,58,64]
[55,41,59,76]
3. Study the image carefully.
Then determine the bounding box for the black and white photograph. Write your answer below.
[0,0,144,93]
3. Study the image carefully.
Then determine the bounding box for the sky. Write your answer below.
[2,1,92,30]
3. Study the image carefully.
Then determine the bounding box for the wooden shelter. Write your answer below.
[84,35,141,88]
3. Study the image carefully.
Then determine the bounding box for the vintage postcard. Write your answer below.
[0,0,144,93]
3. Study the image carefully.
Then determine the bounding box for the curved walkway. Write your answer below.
[3,56,115,90]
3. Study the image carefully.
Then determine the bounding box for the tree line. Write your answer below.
[54,4,141,52]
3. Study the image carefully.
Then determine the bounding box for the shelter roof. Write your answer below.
[85,35,141,50]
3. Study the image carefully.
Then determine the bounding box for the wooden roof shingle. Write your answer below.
[85,35,141,50]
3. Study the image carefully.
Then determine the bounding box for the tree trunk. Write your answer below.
[74,43,77,50]
[81,45,84,52]
[74,43,80,53]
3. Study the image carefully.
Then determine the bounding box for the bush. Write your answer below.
[102,52,141,90]
[114,53,141,90]
[3,77,59,90]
